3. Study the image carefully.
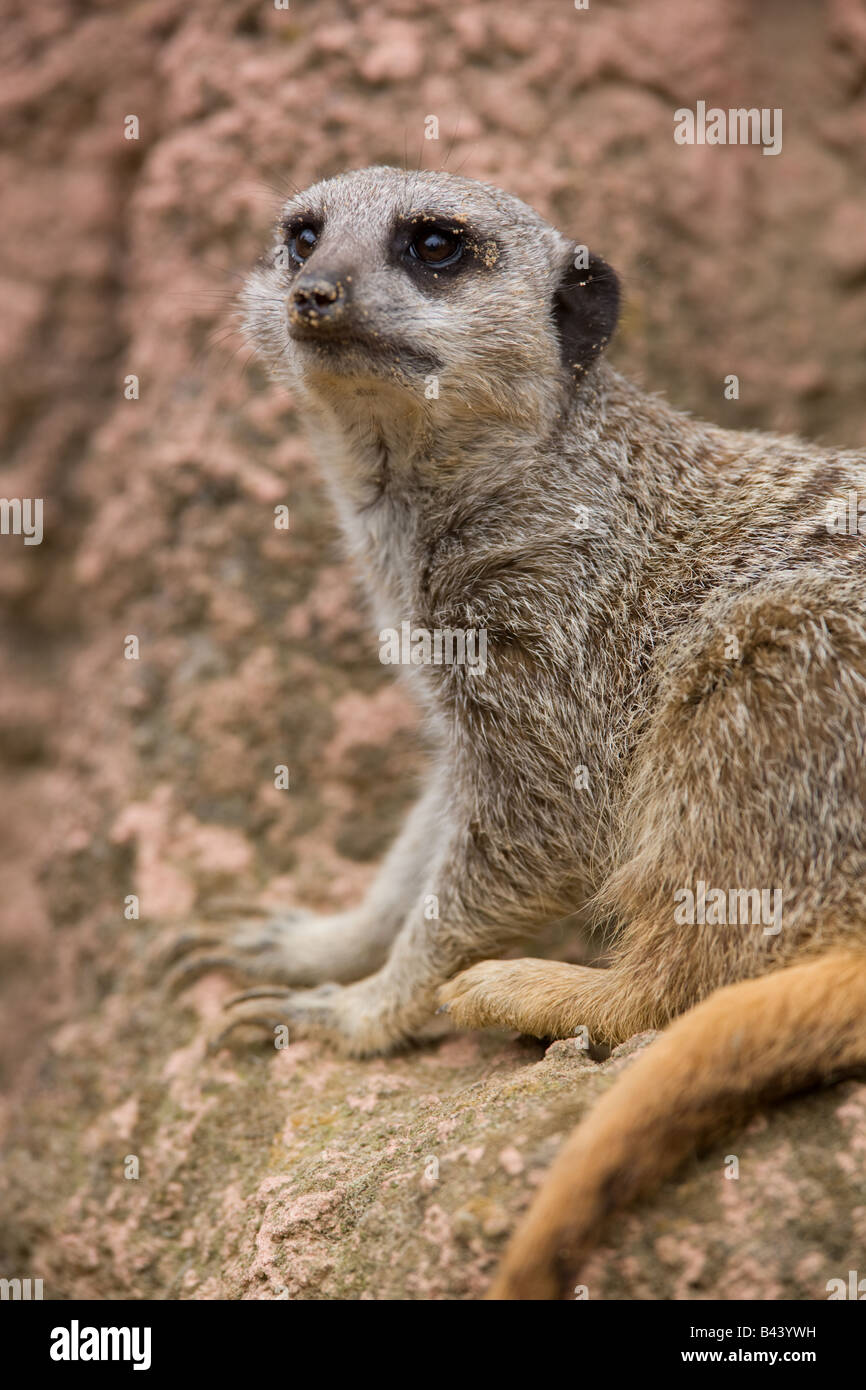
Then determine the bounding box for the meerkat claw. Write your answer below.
[208,1002,293,1053]
[160,929,223,969]
[226,986,299,1004]
[166,953,253,996]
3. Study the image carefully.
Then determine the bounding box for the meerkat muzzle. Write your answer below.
[288,270,350,331]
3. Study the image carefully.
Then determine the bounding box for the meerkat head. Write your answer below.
[243,166,619,443]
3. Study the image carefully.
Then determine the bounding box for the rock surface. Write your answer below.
[1,0,865,1300]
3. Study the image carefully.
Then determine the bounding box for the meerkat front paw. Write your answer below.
[162,907,386,993]
[208,977,407,1057]
[439,958,606,1040]
[163,910,320,993]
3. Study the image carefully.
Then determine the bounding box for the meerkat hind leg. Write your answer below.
[439,958,636,1044]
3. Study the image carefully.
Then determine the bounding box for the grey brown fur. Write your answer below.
[171,167,866,1298]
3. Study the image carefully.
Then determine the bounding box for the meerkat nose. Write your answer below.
[289,271,350,328]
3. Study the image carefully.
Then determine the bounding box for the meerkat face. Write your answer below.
[243,166,619,435]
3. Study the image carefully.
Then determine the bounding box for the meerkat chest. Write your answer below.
[330,449,638,809]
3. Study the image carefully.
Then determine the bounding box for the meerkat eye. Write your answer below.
[287,225,319,265]
[407,226,464,266]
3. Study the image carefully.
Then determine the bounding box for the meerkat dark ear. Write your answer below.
[552,249,620,379]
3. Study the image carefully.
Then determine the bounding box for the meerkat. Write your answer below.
[168,167,866,1300]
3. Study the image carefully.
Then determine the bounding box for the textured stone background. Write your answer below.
[2,0,866,1299]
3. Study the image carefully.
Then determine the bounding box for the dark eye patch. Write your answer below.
[407,225,464,266]
[280,215,322,268]
[394,215,497,288]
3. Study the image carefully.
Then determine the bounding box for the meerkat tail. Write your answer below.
[488,949,866,1300]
